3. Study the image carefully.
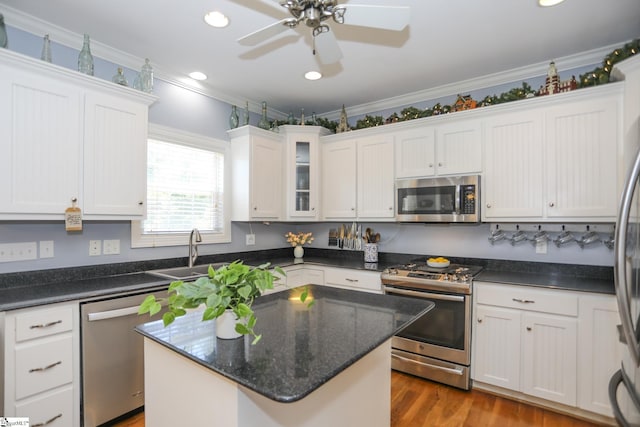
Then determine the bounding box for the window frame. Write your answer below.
[131,123,231,248]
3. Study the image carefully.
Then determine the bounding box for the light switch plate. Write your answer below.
[103,239,120,255]
[39,240,54,258]
[246,234,256,245]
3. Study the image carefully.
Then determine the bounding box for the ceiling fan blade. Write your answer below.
[237,19,292,46]
[314,30,343,65]
[339,5,410,31]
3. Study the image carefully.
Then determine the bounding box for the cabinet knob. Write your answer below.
[351,207,355,211]
[138,201,144,206]
[389,207,393,210]
[428,163,434,168]
[311,207,315,211]
[526,326,532,331]
[549,202,555,207]
[438,162,443,167]
[253,207,257,210]
[486,204,492,208]
[477,318,483,323]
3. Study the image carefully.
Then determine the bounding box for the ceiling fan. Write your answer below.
[237,0,410,65]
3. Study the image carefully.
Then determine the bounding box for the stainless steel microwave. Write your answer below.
[396,175,480,223]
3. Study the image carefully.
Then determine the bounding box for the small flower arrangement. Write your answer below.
[285,231,314,247]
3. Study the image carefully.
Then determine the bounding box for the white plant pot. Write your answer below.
[216,309,241,340]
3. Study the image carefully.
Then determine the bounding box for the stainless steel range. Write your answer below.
[381,259,482,390]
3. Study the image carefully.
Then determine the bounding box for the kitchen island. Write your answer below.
[135,285,433,427]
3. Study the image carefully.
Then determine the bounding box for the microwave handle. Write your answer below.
[454,185,461,215]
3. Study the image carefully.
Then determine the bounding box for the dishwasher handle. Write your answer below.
[88,305,143,322]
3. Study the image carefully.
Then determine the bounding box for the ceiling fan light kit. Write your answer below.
[237,1,410,65]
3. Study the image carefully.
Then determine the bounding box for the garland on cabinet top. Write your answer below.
[312,39,639,132]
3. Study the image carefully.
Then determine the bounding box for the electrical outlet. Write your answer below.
[246,234,256,245]
[89,240,101,256]
[536,239,548,254]
[39,240,54,258]
[103,239,120,255]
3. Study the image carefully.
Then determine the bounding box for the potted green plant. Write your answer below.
[138,260,287,344]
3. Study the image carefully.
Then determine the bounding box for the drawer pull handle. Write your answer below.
[512,298,535,304]
[29,360,62,373]
[345,278,359,282]
[32,413,63,426]
[30,320,62,329]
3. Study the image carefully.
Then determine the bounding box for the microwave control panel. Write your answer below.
[461,185,476,214]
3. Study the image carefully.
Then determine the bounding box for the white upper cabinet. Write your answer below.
[321,132,395,221]
[483,85,622,222]
[321,138,357,219]
[0,49,156,220]
[357,135,395,220]
[483,108,546,219]
[280,126,330,221]
[395,127,436,178]
[83,90,149,217]
[229,126,284,221]
[0,60,83,217]
[544,95,619,219]
[395,118,481,178]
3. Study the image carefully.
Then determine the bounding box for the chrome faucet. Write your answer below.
[188,228,202,267]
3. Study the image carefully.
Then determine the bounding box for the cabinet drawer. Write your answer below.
[324,267,382,293]
[15,335,74,399]
[15,305,73,342]
[15,385,73,427]
[475,283,578,316]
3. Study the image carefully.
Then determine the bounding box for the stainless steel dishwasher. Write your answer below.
[80,286,168,427]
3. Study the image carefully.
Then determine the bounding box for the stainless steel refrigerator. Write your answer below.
[610,145,640,426]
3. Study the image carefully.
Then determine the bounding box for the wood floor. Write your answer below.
[112,371,603,427]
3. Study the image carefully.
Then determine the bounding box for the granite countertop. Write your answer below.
[0,272,170,311]
[0,247,615,311]
[135,284,434,403]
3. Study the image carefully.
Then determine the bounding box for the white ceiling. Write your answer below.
[1,0,639,117]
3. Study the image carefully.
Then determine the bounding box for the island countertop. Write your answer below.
[135,284,433,403]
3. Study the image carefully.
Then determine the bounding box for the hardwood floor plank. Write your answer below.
[113,371,604,427]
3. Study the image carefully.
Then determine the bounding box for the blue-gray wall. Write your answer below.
[0,25,614,274]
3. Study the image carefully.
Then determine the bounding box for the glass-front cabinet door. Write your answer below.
[295,141,311,214]
[281,125,329,220]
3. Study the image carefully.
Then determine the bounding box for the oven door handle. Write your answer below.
[384,286,464,302]
[391,353,465,376]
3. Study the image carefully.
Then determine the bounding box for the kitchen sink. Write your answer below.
[147,263,224,280]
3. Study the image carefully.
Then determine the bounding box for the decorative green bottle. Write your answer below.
[229,105,239,129]
[78,34,94,76]
[258,101,270,130]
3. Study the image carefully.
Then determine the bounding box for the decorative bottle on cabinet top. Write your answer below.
[112,67,128,86]
[258,101,270,130]
[0,14,8,48]
[41,34,52,62]
[229,105,239,129]
[78,34,94,76]
[140,58,153,93]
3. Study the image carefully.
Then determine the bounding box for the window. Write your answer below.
[131,124,231,247]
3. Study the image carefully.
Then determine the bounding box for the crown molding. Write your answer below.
[2,5,626,120]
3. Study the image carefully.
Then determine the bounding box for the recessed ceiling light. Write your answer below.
[305,71,322,81]
[538,0,565,6]
[189,71,207,81]
[204,11,229,28]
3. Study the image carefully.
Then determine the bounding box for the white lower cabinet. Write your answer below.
[577,294,621,417]
[322,267,382,294]
[2,301,80,427]
[473,282,619,420]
